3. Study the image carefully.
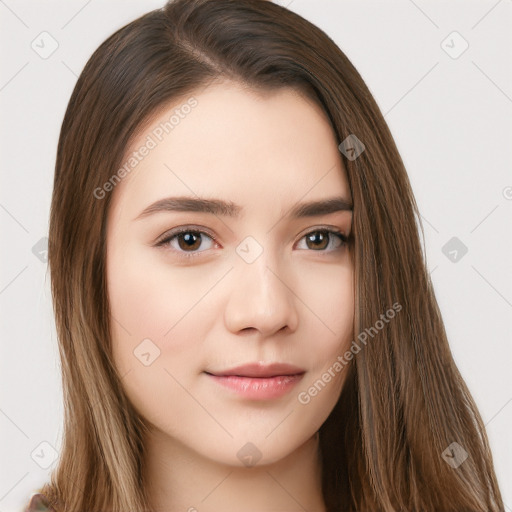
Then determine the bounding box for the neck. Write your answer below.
[144,430,326,512]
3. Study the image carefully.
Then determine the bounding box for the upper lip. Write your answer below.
[206,362,305,378]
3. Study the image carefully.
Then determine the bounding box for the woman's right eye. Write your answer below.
[155,228,218,259]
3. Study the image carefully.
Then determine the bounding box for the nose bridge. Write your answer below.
[224,241,299,336]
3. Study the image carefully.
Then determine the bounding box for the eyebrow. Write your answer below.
[134,196,353,221]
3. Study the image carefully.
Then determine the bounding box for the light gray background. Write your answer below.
[1,1,511,511]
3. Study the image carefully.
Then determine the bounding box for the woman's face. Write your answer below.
[106,81,354,466]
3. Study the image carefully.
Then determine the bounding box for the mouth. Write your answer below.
[205,362,306,378]
[204,373,305,400]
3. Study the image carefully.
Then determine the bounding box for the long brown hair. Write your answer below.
[39,0,504,510]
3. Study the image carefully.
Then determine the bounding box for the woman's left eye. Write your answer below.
[155,227,348,258]
[295,229,348,251]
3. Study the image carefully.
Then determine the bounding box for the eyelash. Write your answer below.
[154,225,349,260]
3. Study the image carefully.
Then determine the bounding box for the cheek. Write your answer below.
[106,256,209,430]
[299,262,354,354]
[106,249,221,397]
[107,245,213,341]
[293,264,354,403]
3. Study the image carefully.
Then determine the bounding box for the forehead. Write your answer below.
[109,81,351,219]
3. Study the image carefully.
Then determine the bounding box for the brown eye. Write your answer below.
[175,232,202,251]
[296,229,347,252]
[156,228,216,257]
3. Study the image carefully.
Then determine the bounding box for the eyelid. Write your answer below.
[154,224,218,244]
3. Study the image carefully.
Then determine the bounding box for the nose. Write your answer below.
[223,253,299,338]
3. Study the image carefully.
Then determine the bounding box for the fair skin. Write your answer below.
[106,80,354,512]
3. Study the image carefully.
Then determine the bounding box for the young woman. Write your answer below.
[25,0,505,510]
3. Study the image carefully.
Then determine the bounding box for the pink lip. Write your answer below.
[205,362,305,400]
[207,362,305,378]
[206,373,304,400]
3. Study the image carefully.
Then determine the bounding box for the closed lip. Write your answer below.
[205,362,305,378]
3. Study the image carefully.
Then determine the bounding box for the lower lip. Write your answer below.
[206,373,304,400]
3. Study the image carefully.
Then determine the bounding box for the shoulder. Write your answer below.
[24,493,55,512]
